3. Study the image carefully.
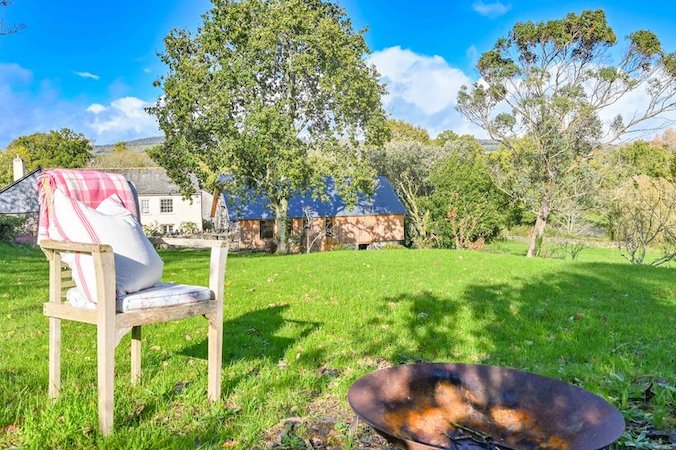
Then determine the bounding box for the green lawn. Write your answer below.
[0,244,674,449]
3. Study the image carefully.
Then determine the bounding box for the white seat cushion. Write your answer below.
[67,283,213,313]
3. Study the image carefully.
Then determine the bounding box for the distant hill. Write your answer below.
[93,136,165,155]
[92,135,499,155]
[477,139,500,152]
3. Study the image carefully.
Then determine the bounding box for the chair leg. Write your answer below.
[97,322,115,435]
[207,316,223,402]
[48,317,61,400]
[131,326,141,385]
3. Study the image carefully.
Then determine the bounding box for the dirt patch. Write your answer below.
[260,415,397,450]
[259,395,397,449]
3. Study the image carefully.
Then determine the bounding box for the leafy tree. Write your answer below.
[365,141,450,247]
[457,10,676,257]
[387,119,430,143]
[113,142,128,154]
[0,129,92,185]
[90,151,156,169]
[604,140,673,181]
[652,128,676,151]
[149,0,388,254]
[433,130,459,147]
[425,138,509,248]
[610,175,676,266]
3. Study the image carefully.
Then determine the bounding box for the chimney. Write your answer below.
[13,156,25,181]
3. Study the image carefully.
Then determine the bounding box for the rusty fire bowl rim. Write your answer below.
[347,362,626,450]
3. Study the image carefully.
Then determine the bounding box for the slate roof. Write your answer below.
[0,167,42,214]
[222,176,406,221]
[100,168,199,196]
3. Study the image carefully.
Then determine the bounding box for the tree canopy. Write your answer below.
[386,119,430,143]
[426,138,508,248]
[0,129,92,185]
[149,0,388,253]
[457,9,676,256]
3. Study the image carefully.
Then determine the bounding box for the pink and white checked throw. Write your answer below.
[37,169,138,243]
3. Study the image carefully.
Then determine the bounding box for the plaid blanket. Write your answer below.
[37,169,138,243]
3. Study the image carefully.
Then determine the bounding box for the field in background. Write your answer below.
[0,244,674,448]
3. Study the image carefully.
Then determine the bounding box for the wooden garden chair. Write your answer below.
[38,171,228,435]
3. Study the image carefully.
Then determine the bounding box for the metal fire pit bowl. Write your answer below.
[348,363,625,450]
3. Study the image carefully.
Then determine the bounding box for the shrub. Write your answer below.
[0,215,27,243]
[610,175,676,266]
[424,141,509,249]
[142,221,163,237]
[179,221,199,236]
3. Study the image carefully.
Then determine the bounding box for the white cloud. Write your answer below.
[86,96,160,141]
[0,63,33,84]
[86,103,107,114]
[74,71,100,80]
[472,1,511,19]
[143,68,152,74]
[597,81,676,143]
[369,46,486,137]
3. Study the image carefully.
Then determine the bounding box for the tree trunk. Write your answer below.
[527,203,550,257]
[273,198,289,255]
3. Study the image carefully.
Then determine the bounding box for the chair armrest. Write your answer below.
[41,239,113,254]
[150,237,228,249]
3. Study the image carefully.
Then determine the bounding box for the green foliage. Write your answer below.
[609,175,676,266]
[178,221,199,236]
[457,9,676,257]
[0,129,92,185]
[149,0,388,253]
[112,142,128,154]
[424,137,509,248]
[365,141,452,247]
[604,140,674,181]
[0,215,27,243]
[433,130,459,147]
[386,118,430,143]
[141,221,163,237]
[629,30,662,56]
[90,151,156,169]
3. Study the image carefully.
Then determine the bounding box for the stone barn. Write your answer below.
[0,158,42,243]
[220,177,406,252]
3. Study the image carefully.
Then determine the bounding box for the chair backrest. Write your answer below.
[38,169,141,243]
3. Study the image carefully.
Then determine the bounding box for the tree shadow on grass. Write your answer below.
[113,305,322,443]
[180,304,321,365]
[362,262,674,372]
[349,261,675,445]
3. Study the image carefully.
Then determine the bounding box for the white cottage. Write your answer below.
[103,168,215,234]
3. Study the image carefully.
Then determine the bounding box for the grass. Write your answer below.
[0,243,674,449]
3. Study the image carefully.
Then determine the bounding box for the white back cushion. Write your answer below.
[51,189,163,304]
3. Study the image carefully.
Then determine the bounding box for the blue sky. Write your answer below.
[1,0,675,146]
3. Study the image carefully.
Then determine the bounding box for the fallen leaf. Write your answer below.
[222,440,239,448]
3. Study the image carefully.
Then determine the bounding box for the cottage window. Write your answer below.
[259,220,274,239]
[325,217,334,237]
[160,198,173,213]
[141,199,150,215]
[161,224,174,235]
